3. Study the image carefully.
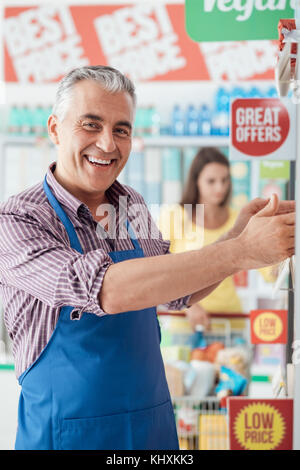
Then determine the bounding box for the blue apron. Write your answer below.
[14,176,179,450]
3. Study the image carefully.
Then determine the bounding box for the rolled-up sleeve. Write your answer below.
[0,212,113,319]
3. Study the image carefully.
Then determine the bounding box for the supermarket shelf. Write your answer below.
[157,310,249,319]
[0,134,230,148]
[137,135,230,148]
[0,135,50,146]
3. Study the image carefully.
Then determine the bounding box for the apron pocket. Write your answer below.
[130,400,179,450]
[59,400,178,450]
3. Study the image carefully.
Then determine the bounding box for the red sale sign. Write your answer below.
[250,310,288,345]
[3,4,278,84]
[228,398,293,450]
[230,98,296,161]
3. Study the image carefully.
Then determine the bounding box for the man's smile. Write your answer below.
[83,154,117,168]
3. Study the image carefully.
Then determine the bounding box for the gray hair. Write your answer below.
[53,65,137,121]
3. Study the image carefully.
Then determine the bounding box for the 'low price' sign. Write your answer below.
[250,310,288,344]
[228,398,293,450]
[230,98,296,161]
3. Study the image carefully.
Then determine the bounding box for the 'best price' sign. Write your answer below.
[230,98,296,161]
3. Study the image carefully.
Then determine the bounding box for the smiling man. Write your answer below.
[0,65,295,451]
[50,77,134,218]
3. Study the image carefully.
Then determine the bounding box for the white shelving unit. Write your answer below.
[140,136,230,148]
[0,134,230,147]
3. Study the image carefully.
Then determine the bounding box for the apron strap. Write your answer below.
[43,176,84,254]
[126,219,140,251]
[43,175,141,253]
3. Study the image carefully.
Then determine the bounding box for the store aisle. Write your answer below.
[0,370,20,450]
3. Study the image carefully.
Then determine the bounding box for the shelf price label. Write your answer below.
[230,98,296,161]
[228,398,293,450]
[250,309,288,344]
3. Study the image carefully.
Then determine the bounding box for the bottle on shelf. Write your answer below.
[212,87,230,136]
[198,104,212,136]
[185,104,199,136]
[230,86,246,100]
[20,105,33,135]
[215,87,230,113]
[171,104,185,136]
[133,107,144,137]
[8,105,22,135]
[249,86,263,98]
[143,106,153,136]
[149,105,161,136]
[212,112,229,136]
[266,86,278,98]
[32,105,47,136]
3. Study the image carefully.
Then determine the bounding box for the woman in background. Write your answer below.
[159,147,275,330]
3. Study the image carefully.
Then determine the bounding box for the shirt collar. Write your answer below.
[45,162,131,221]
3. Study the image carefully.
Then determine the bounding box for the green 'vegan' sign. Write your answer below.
[185,0,298,42]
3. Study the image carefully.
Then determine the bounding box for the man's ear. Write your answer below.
[48,114,60,145]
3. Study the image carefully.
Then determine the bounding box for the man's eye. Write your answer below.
[114,128,130,136]
[83,122,99,130]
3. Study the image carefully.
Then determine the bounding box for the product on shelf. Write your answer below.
[185,104,199,136]
[7,105,52,136]
[133,105,161,137]
[187,360,216,397]
[161,346,191,363]
[190,342,225,363]
[215,346,250,378]
[179,436,198,450]
[132,85,278,139]
[177,406,198,436]
[171,104,185,136]
[199,104,212,136]
[215,365,248,398]
[198,414,228,450]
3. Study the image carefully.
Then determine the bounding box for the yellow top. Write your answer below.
[159,204,275,314]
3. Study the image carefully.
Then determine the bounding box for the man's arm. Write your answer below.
[186,196,296,306]
[100,237,241,314]
[100,195,295,314]
[0,211,113,318]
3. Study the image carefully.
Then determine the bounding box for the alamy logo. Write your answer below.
[204,0,298,22]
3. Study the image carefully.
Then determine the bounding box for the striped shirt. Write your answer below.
[0,162,190,378]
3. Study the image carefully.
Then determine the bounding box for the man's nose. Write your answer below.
[95,128,116,153]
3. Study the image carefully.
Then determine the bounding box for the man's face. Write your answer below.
[49,79,134,198]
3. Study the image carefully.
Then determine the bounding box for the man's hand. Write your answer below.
[185,303,211,331]
[226,197,295,240]
[236,193,295,270]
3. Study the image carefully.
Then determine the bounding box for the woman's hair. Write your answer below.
[53,65,137,121]
[180,147,232,211]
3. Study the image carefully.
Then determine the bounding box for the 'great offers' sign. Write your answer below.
[230,98,296,161]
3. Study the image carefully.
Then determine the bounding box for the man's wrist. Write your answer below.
[217,228,237,243]
[225,236,246,272]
